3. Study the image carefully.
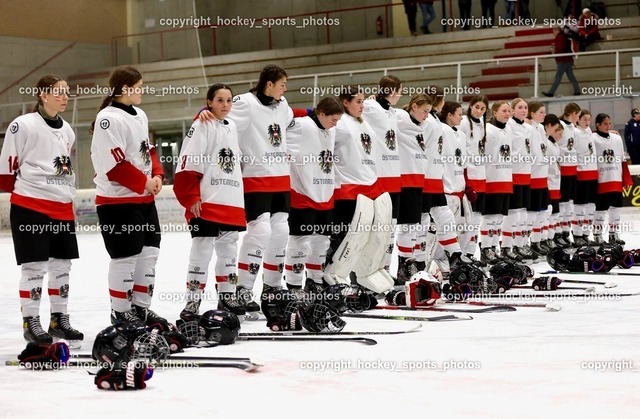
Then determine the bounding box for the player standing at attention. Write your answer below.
[90,66,170,329]
[0,75,84,345]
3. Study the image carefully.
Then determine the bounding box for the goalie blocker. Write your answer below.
[324,193,395,293]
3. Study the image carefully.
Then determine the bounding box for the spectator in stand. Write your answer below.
[417,0,436,34]
[481,0,497,27]
[624,108,640,165]
[542,26,580,97]
[578,8,603,51]
[402,0,419,36]
[459,0,472,30]
[504,0,517,21]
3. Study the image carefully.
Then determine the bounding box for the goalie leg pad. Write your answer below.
[323,194,375,284]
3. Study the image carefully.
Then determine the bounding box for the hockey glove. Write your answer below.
[384,289,406,306]
[532,276,562,291]
[442,282,472,301]
[18,342,70,369]
[95,361,153,390]
[464,186,477,203]
[161,330,189,353]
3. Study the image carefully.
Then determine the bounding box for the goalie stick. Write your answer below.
[512,284,596,292]
[238,323,422,336]
[343,313,473,321]
[457,301,562,311]
[238,336,378,345]
[374,304,517,313]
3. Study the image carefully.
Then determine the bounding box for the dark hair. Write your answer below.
[402,93,432,112]
[543,114,562,128]
[315,97,344,116]
[337,85,365,120]
[90,66,142,134]
[32,74,65,113]
[562,102,581,118]
[206,83,233,101]
[466,95,488,141]
[595,113,610,125]
[250,64,287,95]
[376,75,402,99]
[489,101,509,125]
[527,101,545,119]
[438,101,462,125]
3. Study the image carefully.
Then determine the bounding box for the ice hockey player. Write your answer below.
[174,83,247,320]
[0,75,84,346]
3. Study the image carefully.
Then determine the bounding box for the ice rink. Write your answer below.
[1,213,639,419]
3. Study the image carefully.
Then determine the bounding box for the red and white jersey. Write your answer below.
[507,117,533,185]
[423,111,445,193]
[173,118,245,226]
[287,115,335,210]
[574,125,598,181]
[558,119,579,175]
[91,104,163,205]
[363,99,401,193]
[333,114,380,200]
[546,137,561,199]
[226,92,294,193]
[395,108,427,188]
[592,131,624,193]
[529,121,549,189]
[0,112,75,220]
[441,123,467,194]
[457,115,486,193]
[484,122,513,194]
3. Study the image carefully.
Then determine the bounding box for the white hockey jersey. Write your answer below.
[173,118,246,226]
[226,92,294,193]
[592,131,624,193]
[529,121,549,189]
[363,99,401,193]
[287,115,336,210]
[91,104,160,205]
[546,137,561,199]
[574,125,598,181]
[457,115,486,193]
[0,112,75,220]
[333,114,380,200]
[423,111,445,194]
[441,123,467,194]
[508,117,533,185]
[484,122,513,194]
[558,119,579,175]
[395,108,427,188]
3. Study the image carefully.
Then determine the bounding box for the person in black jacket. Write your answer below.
[624,108,640,164]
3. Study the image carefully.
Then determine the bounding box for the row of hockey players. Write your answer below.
[1,64,630,344]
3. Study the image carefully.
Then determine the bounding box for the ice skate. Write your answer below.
[23,316,52,344]
[48,313,84,349]
[236,287,260,320]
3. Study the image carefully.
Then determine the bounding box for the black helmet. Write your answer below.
[199,310,240,345]
[547,248,572,272]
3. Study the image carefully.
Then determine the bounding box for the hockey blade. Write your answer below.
[374,304,516,313]
[343,313,473,321]
[540,270,640,277]
[238,323,422,336]
[550,278,617,288]
[459,301,562,311]
[238,336,378,345]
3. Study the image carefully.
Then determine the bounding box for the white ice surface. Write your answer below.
[1,215,639,419]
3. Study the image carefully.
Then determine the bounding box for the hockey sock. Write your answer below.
[19,261,47,318]
[263,212,289,288]
[108,255,138,313]
[185,236,213,300]
[284,235,309,288]
[237,213,270,289]
[214,231,240,294]
[47,258,72,314]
